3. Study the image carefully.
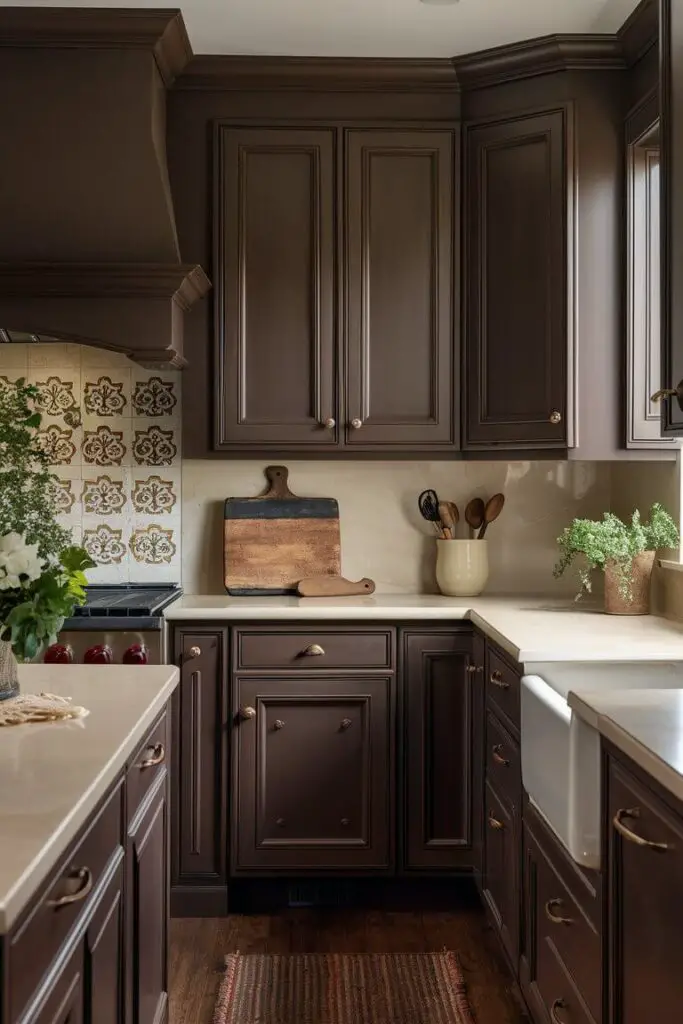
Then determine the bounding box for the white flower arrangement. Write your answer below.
[0,532,45,591]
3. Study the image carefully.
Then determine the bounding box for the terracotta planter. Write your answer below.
[604,551,656,615]
[0,640,19,700]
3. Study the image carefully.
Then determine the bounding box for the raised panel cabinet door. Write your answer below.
[84,861,125,1024]
[127,777,169,1024]
[344,129,458,450]
[660,0,683,434]
[25,948,84,1024]
[607,756,683,1024]
[214,126,336,449]
[171,630,228,893]
[402,630,477,870]
[232,676,394,871]
[483,780,519,968]
[465,109,569,449]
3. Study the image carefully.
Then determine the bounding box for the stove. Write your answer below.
[43,585,181,665]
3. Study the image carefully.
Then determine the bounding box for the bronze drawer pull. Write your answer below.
[492,744,510,767]
[549,410,562,425]
[488,813,505,831]
[273,719,285,730]
[350,418,363,429]
[613,808,669,850]
[238,705,256,721]
[651,387,682,402]
[189,645,201,658]
[340,718,352,730]
[301,643,325,657]
[550,999,568,1023]
[323,417,336,429]
[341,818,350,826]
[139,742,165,769]
[49,867,93,908]
[545,898,573,925]
[489,670,510,690]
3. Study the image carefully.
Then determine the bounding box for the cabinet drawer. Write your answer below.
[525,819,601,1023]
[127,712,168,824]
[486,647,520,733]
[533,942,596,1024]
[485,710,520,807]
[234,628,395,671]
[9,779,123,1024]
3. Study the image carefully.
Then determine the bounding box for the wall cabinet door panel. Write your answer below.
[465,109,568,449]
[232,675,394,871]
[215,126,337,449]
[345,129,457,450]
[402,630,477,870]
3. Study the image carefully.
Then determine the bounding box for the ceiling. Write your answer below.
[4,0,642,57]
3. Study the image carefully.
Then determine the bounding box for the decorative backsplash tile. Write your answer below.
[0,344,182,584]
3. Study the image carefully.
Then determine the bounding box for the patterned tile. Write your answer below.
[131,374,178,417]
[82,423,127,467]
[132,422,178,466]
[37,423,77,465]
[129,522,177,564]
[82,521,127,565]
[82,473,128,515]
[50,475,77,515]
[131,472,178,514]
[83,372,129,417]
[33,375,79,418]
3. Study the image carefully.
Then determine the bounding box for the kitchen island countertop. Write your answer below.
[0,665,178,933]
[165,594,683,664]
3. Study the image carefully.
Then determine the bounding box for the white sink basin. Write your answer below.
[521,661,683,868]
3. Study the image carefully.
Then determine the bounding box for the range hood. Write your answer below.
[0,9,210,367]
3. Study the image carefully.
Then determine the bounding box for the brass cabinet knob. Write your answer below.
[549,410,562,425]
[323,417,336,429]
[238,705,256,720]
[466,664,477,674]
[350,418,363,429]
[301,643,325,657]
[189,645,201,658]
[487,813,505,831]
[340,718,352,730]
[273,719,285,730]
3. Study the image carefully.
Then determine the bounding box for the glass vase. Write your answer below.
[0,640,19,700]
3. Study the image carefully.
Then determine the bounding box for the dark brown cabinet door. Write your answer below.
[84,861,125,1024]
[659,1,683,434]
[483,779,519,967]
[127,777,169,1024]
[402,630,478,870]
[232,675,394,871]
[27,948,84,1024]
[171,629,229,913]
[607,755,683,1024]
[215,126,336,450]
[344,129,457,450]
[465,109,568,449]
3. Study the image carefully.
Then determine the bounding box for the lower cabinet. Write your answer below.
[231,675,395,871]
[28,947,84,1024]
[403,630,481,871]
[85,862,125,1024]
[482,779,520,967]
[521,802,601,1024]
[606,751,683,1024]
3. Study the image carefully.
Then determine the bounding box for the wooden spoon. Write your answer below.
[464,497,485,539]
[478,493,505,539]
[438,501,455,540]
[445,501,460,531]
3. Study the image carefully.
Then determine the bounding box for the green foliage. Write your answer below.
[553,503,679,601]
[0,380,95,661]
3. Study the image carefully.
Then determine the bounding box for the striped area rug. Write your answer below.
[213,951,475,1023]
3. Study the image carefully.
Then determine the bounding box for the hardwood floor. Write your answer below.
[169,908,527,1023]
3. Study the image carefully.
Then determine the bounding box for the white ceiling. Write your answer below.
[4,0,642,57]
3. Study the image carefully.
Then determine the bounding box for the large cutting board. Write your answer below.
[224,466,341,595]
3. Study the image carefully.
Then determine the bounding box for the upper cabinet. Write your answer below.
[659,0,683,435]
[214,124,459,455]
[463,110,569,451]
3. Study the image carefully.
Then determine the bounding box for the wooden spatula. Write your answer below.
[297,576,376,597]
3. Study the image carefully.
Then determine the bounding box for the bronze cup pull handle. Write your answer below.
[487,813,505,831]
[490,670,510,690]
[48,867,93,908]
[550,999,568,1024]
[613,808,669,850]
[139,742,165,769]
[492,744,510,767]
[545,898,573,925]
[301,643,325,657]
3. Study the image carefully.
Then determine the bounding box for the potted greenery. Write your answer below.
[0,379,93,698]
[553,504,679,614]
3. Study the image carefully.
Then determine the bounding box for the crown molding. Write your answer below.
[452,34,625,89]
[0,263,211,303]
[175,55,459,92]
[618,0,658,68]
[0,8,193,86]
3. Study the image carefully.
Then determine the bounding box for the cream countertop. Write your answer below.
[0,665,179,934]
[165,594,683,665]
[569,689,683,805]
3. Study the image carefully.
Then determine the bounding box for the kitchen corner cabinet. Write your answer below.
[402,630,481,871]
[214,124,458,454]
[606,749,683,1024]
[171,628,229,916]
[464,109,569,451]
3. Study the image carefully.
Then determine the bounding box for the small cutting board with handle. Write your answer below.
[297,576,376,598]
[224,466,341,595]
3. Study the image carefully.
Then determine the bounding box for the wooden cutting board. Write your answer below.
[224,466,341,595]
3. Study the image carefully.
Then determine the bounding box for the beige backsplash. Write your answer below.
[181,459,611,596]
